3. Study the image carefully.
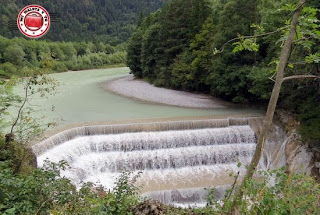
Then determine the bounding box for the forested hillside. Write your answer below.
[0,0,165,44]
[0,36,126,78]
[0,0,165,77]
[127,0,320,143]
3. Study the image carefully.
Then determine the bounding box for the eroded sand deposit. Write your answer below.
[104,75,232,109]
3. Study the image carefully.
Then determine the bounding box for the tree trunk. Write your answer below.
[231,0,306,212]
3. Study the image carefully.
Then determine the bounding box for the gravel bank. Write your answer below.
[104,75,232,109]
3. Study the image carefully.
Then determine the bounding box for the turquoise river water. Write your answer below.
[8,67,263,130]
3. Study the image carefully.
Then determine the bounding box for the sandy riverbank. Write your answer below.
[103,75,233,109]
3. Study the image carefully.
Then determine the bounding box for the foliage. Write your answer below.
[0,156,141,215]
[220,169,320,214]
[0,159,73,214]
[97,172,141,215]
[127,0,320,142]
[0,36,126,78]
[4,45,25,67]
[0,77,20,130]
[127,0,212,86]
[163,169,320,215]
[0,1,319,214]
[0,69,60,144]
[1,146,319,215]
[0,0,165,45]
[234,169,318,214]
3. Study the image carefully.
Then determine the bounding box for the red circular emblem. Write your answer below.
[17,5,50,38]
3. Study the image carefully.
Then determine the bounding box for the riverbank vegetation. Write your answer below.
[127,0,320,143]
[0,36,126,78]
[0,141,319,215]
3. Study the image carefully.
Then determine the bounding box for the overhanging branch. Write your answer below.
[282,75,320,82]
[217,26,289,53]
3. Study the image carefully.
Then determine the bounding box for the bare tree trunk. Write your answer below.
[5,81,31,145]
[231,0,306,212]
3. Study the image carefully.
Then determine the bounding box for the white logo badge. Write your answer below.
[17,5,50,38]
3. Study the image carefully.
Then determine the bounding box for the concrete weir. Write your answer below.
[33,117,270,206]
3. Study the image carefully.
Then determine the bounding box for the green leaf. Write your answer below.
[305,53,320,63]
[4,208,16,215]
[233,38,260,53]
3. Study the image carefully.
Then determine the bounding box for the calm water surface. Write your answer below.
[10,67,263,129]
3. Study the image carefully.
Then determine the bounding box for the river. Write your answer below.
[26,67,270,206]
[9,67,263,131]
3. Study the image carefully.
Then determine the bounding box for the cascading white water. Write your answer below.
[142,185,230,207]
[32,118,254,155]
[35,119,259,206]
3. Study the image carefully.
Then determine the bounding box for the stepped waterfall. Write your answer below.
[33,118,286,206]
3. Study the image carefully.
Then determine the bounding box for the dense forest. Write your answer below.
[0,36,126,77]
[0,0,166,77]
[127,0,320,143]
[0,0,165,44]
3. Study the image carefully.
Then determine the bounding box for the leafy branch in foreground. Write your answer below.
[1,69,60,144]
[213,26,289,55]
[0,159,142,215]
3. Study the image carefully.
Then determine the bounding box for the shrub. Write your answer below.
[51,61,68,73]
[4,44,25,67]
[88,53,103,67]
[0,160,141,215]
[212,168,320,214]
[0,63,18,76]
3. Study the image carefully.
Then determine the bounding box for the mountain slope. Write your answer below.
[0,0,165,44]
